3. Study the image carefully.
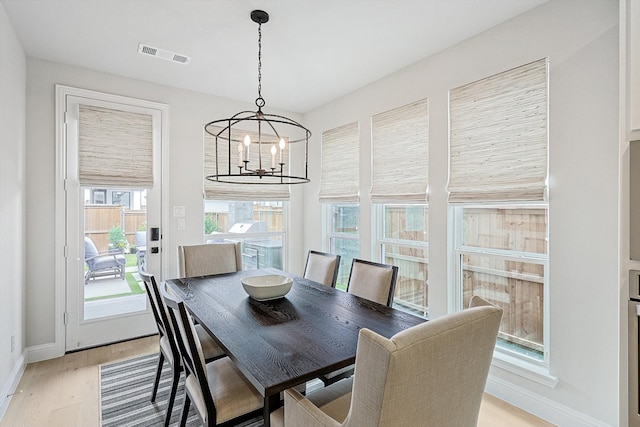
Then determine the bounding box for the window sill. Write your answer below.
[491,349,559,388]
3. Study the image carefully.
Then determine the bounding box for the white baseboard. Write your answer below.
[0,352,26,423]
[486,375,613,427]
[26,342,63,363]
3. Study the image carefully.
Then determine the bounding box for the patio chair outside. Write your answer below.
[135,230,147,273]
[84,236,125,284]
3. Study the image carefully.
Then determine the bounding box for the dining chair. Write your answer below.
[345,258,399,306]
[319,259,398,387]
[272,296,503,427]
[139,270,226,427]
[303,250,341,287]
[177,241,242,278]
[162,289,263,427]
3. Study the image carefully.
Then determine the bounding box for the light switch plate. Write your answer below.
[173,206,185,217]
[177,218,186,230]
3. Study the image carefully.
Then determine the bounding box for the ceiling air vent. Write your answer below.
[172,54,189,64]
[137,43,190,65]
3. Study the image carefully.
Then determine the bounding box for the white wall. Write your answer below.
[0,2,26,419]
[24,60,306,349]
[302,0,619,425]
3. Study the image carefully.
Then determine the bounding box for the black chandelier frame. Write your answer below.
[204,9,311,185]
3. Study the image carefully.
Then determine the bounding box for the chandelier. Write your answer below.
[204,10,311,185]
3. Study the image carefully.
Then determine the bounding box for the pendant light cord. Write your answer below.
[256,22,265,108]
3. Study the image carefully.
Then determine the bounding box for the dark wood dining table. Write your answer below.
[165,268,426,427]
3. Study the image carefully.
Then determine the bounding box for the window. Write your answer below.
[203,200,286,270]
[378,204,428,317]
[319,122,360,288]
[111,191,131,209]
[329,204,359,290]
[454,205,548,360]
[370,99,429,317]
[203,124,292,270]
[449,59,548,363]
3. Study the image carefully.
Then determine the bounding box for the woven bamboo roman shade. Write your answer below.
[371,99,429,203]
[318,122,360,203]
[448,58,548,203]
[78,105,153,187]
[204,127,290,201]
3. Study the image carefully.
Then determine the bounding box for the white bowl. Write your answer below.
[241,274,293,301]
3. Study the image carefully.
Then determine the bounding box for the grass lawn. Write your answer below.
[84,253,145,301]
[125,253,138,267]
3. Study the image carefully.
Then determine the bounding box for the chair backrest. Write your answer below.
[84,237,99,264]
[346,259,398,306]
[135,230,147,248]
[303,250,341,287]
[343,296,502,427]
[139,270,180,359]
[177,241,242,278]
[162,289,218,422]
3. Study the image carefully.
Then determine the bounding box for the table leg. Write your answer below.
[263,393,282,427]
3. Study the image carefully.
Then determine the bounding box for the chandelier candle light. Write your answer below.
[205,10,311,185]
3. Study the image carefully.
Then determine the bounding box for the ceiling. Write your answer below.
[2,0,547,113]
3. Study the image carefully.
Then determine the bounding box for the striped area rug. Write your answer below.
[100,353,263,427]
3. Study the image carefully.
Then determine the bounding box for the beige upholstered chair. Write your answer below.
[273,296,502,427]
[139,271,226,427]
[303,250,341,287]
[162,289,263,427]
[345,259,398,306]
[319,259,398,387]
[177,242,242,278]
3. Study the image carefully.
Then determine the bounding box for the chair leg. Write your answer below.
[164,366,180,427]
[180,393,191,427]
[151,352,165,402]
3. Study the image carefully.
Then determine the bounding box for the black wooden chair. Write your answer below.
[162,289,263,427]
[139,270,226,426]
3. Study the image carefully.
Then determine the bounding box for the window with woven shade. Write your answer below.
[450,58,550,365]
[371,99,429,318]
[202,127,289,271]
[203,126,290,201]
[448,58,548,203]
[78,105,154,188]
[371,99,428,203]
[318,122,360,203]
[320,122,360,285]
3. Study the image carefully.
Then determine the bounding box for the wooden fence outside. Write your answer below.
[461,208,547,354]
[383,206,545,355]
[84,205,146,252]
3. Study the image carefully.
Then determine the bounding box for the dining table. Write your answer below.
[165,267,426,427]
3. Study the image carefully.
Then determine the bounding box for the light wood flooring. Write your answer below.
[0,336,555,427]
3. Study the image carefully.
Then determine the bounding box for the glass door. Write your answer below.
[62,89,167,351]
